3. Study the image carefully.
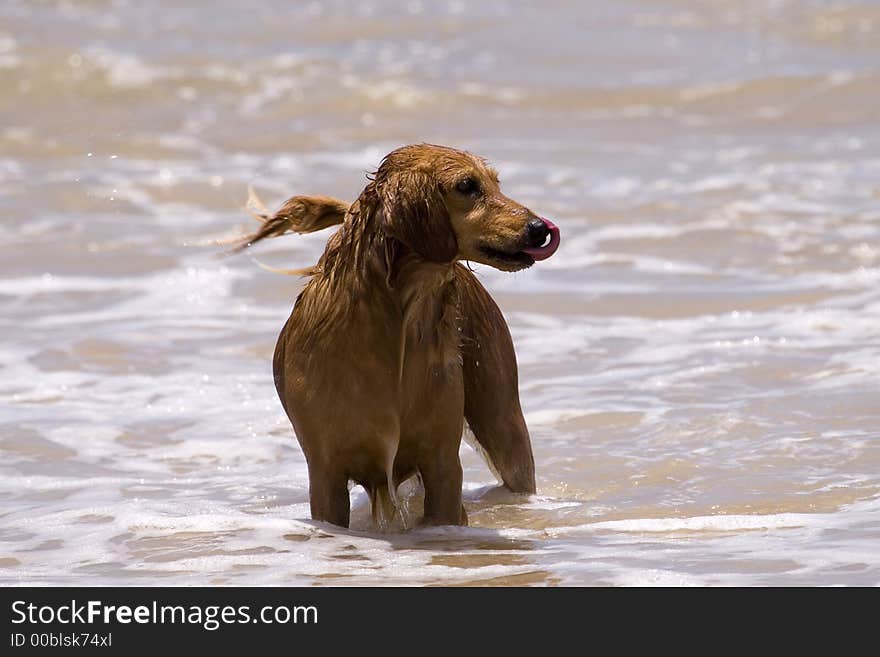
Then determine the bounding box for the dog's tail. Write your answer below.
[227,186,349,254]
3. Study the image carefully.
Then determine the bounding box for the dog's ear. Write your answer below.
[231,188,349,252]
[378,171,458,264]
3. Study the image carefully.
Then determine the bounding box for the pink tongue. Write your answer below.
[522,218,560,261]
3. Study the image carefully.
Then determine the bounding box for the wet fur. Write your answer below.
[238,144,538,528]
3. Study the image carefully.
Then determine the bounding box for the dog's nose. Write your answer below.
[526,218,550,248]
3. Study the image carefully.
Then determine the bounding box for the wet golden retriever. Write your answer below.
[236,144,560,528]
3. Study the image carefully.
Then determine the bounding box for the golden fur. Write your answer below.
[237,144,557,528]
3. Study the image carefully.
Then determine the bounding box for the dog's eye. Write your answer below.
[455,177,481,196]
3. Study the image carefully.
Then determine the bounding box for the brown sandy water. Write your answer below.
[1,0,878,585]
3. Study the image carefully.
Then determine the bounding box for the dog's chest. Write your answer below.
[397,269,463,411]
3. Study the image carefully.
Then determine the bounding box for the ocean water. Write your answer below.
[1,0,878,585]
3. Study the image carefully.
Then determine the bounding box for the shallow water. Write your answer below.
[1,0,879,586]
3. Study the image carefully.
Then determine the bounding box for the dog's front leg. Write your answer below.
[419,443,467,526]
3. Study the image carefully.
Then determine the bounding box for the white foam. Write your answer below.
[84,47,174,88]
[585,512,815,533]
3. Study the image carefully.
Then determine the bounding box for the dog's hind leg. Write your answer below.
[369,484,394,531]
[369,475,408,531]
[368,433,409,531]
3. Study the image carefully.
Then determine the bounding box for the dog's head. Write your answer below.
[374,144,560,271]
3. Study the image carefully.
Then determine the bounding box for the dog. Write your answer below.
[235,144,560,528]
